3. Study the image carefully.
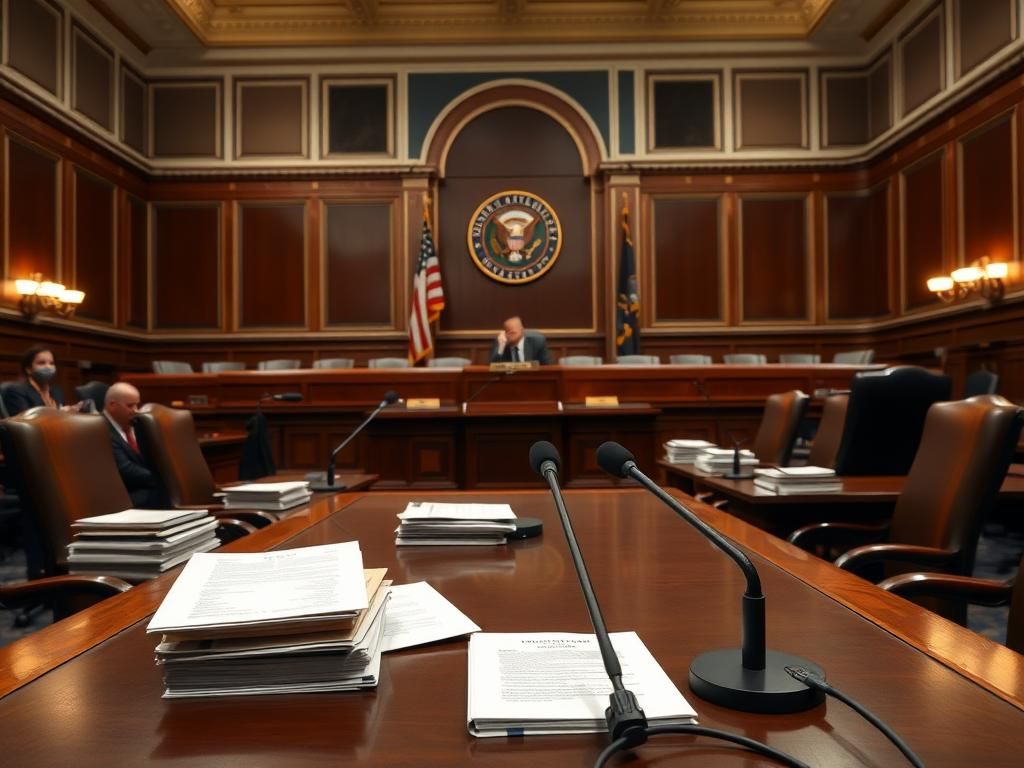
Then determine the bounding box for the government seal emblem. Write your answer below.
[467,190,562,284]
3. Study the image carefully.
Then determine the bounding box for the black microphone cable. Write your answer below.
[593,724,810,768]
[785,666,925,768]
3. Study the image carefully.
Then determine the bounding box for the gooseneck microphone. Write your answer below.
[306,391,400,492]
[595,440,824,715]
[528,441,648,746]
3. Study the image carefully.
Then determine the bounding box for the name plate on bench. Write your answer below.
[407,398,441,409]
[489,361,538,372]
[585,396,619,407]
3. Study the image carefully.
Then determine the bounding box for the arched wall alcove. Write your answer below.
[424,85,604,336]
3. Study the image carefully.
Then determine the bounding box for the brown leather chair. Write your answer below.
[134,404,277,527]
[879,554,1024,653]
[806,393,849,468]
[750,389,809,466]
[789,395,1024,623]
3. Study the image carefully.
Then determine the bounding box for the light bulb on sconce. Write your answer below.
[15,272,86,319]
[926,256,1008,304]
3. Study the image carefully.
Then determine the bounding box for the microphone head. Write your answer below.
[529,440,561,476]
[382,390,400,405]
[596,441,636,478]
[272,392,303,402]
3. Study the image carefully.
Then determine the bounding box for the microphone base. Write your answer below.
[688,648,825,714]
[506,517,543,540]
[304,471,348,493]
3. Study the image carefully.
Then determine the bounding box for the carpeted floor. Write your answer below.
[1,527,1020,649]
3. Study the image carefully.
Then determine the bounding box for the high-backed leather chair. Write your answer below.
[74,380,109,413]
[257,359,302,370]
[790,395,1024,623]
[670,354,713,365]
[134,404,277,528]
[152,360,194,374]
[833,366,952,475]
[806,393,849,468]
[779,353,821,364]
[750,390,809,465]
[879,553,1024,652]
[616,355,660,365]
[559,356,603,366]
[724,353,767,364]
[428,357,472,367]
[833,349,875,364]
[202,361,246,373]
[965,370,998,397]
[368,358,410,369]
[313,358,355,369]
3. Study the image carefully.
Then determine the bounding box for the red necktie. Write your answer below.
[126,429,139,454]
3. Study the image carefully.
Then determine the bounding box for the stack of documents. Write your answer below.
[663,439,716,463]
[67,509,219,581]
[693,447,757,475]
[147,541,390,697]
[222,480,312,511]
[753,466,842,494]
[395,502,517,546]
[467,632,698,736]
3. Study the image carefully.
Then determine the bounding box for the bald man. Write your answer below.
[104,383,167,509]
[489,316,553,365]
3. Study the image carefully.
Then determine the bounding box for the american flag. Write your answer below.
[408,211,445,363]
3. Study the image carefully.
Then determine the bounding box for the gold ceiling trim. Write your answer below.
[166,0,839,47]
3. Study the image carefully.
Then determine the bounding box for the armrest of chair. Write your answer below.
[787,521,889,552]
[0,574,131,605]
[878,572,1013,607]
[835,543,958,573]
[215,517,258,544]
[208,508,278,528]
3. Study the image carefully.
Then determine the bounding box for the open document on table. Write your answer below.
[467,631,697,737]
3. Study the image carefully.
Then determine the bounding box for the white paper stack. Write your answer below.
[752,466,842,494]
[222,480,312,511]
[467,632,698,737]
[395,502,517,546]
[663,439,717,463]
[147,541,390,698]
[693,447,757,475]
[67,509,219,581]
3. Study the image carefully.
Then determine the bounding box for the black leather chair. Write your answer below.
[833,366,952,475]
[965,370,999,397]
[74,381,109,414]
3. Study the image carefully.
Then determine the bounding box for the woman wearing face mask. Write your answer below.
[2,345,81,416]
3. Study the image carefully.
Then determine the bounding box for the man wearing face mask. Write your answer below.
[2,345,82,416]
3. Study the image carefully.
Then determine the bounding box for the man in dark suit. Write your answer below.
[489,316,553,365]
[103,382,167,509]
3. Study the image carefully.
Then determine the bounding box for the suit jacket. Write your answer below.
[2,381,64,417]
[106,418,168,509]
[488,330,553,365]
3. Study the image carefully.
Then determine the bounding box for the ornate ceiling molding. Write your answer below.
[164,0,839,47]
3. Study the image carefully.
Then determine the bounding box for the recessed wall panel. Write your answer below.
[6,137,59,283]
[127,196,147,329]
[73,170,114,323]
[121,68,147,154]
[236,80,307,158]
[901,8,945,114]
[72,26,113,131]
[902,153,945,310]
[827,186,890,320]
[324,202,392,326]
[741,197,807,321]
[735,73,807,149]
[152,83,221,158]
[653,198,720,321]
[956,0,1015,77]
[7,0,61,96]
[153,205,220,329]
[239,203,306,328]
[960,114,1016,266]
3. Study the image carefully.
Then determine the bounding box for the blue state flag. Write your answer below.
[616,202,640,355]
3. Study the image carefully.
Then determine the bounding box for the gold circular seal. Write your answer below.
[467,190,562,285]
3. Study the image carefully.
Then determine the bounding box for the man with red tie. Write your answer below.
[103,382,167,509]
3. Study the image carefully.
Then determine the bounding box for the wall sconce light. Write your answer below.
[15,273,86,319]
[927,256,1007,304]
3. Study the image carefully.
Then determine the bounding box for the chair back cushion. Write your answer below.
[834,366,952,475]
[779,353,821,364]
[74,381,110,412]
[152,360,194,374]
[669,354,713,365]
[806,393,849,468]
[833,349,875,364]
[428,357,472,367]
[0,409,132,577]
[616,355,660,365]
[750,390,809,465]
[312,358,355,369]
[201,361,245,373]
[559,356,603,366]
[257,359,302,370]
[891,395,1023,575]
[134,404,217,505]
[368,358,410,369]
[724,353,767,364]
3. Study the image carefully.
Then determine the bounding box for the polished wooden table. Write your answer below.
[659,459,1024,535]
[123,364,877,489]
[1,488,1021,766]
[197,430,247,482]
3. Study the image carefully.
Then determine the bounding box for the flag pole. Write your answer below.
[424,192,435,366]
